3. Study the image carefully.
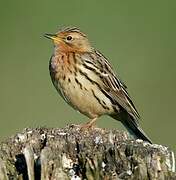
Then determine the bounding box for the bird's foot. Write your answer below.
[80,118,97,131]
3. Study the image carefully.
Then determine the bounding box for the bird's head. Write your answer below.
[44,27,92,53]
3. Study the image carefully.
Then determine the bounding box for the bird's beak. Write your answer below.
[44,33,57,40]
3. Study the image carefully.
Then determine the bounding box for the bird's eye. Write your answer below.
[66,36,73,41]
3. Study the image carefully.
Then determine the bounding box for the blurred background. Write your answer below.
[0,1,175,150]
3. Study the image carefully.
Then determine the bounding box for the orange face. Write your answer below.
[45,30,92,53]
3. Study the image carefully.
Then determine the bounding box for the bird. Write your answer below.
[44,26,152,143]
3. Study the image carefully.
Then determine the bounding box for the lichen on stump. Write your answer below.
[0,125,175,179]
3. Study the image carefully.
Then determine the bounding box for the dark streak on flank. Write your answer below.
[79,69,97,85]
[63,75,66,80]
[68,78,71,83]
[74,65,78,74]
[68,67,72,74]
[91,89,110,110]
[102,101,106,105]
[79,69,116,105]
[75,78,83,89]
[74,71,77,77]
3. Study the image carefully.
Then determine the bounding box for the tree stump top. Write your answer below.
[0,125,175,179]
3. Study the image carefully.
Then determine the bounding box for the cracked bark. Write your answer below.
[0,125,175,180]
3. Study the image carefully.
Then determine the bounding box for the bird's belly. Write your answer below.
[56,74,114,118]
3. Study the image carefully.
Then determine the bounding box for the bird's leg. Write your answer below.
[80,117,98,130]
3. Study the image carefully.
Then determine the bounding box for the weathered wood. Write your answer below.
[0,125,175,179]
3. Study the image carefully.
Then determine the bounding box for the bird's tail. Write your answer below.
[112,113,152,144]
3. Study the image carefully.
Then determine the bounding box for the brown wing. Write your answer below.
[94,50,140,121]
[96,51,140,120]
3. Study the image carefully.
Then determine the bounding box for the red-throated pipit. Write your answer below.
[44,27,152,143]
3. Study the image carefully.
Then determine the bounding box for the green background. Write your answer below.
[0,1,175,150]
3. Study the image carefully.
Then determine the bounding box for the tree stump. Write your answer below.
[0,125,175,179]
